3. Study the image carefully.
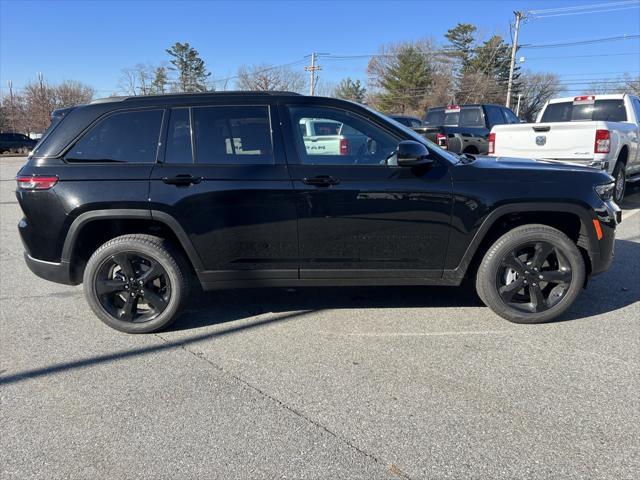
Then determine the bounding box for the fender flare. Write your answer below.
[61,209,204,272]
[444,202,597,281]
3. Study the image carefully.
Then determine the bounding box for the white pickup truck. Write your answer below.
[299,118,370,158]
[489,94,640,202]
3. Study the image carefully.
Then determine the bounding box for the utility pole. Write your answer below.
[7,80,15,132]
[305,52,322,96]
[515,93,522,116]
[506,11,524,108]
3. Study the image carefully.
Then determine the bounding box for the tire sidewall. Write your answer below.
[83,239,185,333]
[477,227,586,324]
[613,161,626,204]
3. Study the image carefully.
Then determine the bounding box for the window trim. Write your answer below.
[189,104,276,166]
[62,107,166,165]
[160,107,195,165]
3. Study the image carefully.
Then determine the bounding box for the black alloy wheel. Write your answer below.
[496,241,572,313]
[94,251,171,323]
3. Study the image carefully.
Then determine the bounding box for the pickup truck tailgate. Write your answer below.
[493,122,598,161]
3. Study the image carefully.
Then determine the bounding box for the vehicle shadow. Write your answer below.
[619,183,640,210]
[171,282,482,331]
[171,238,639,331]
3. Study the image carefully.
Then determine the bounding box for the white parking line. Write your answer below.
[623,208,640,220]
[319,331,510,337]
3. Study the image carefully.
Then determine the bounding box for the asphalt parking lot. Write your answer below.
[1,156,638,479]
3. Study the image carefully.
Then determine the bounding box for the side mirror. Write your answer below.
[396,140,433,166]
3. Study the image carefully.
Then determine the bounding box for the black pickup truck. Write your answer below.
[416,104,520,154]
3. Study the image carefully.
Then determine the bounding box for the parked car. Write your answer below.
[388,114,423,128]
[490,94,640,203]
[17,92,619,333]
[298,118,370,158]
[0,132,37,153]
[416,104,520,154]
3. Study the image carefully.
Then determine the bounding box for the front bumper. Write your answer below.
[590,200,620,276]
[24,252,76,285]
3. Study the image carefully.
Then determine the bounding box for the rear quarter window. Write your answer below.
[66,109,163,163]
[424,109,445,126]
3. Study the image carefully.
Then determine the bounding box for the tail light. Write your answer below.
[435,133,448,149]
[594,129,610,154]
[16,175,58,190]
[339,138,351,156]
[488,132,496,154]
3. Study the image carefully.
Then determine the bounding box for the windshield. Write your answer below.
[366,107,460,164]
[540,100,627,122]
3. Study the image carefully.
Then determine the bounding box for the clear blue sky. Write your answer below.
[1,0,639,97]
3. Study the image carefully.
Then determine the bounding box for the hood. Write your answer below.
[471,155,599,173]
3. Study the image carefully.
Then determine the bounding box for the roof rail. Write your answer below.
[90,91,301,104]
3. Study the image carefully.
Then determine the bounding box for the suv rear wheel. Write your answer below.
[83,234,189,333]
[476,224,585,324]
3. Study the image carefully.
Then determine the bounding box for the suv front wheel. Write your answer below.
[476,224,585,324]
[83,234,189,333]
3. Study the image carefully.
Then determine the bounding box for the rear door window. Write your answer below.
[67,109,163,162]
[541,100,627,122]
[192,105,274,164]
[458,107,485,127]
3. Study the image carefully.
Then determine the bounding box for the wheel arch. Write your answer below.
[62,209,204,283]
[444,203,597,283]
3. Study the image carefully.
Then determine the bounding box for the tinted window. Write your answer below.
[289,106,399,166]
[458,107,485,127]
[541,100,627,122]
[485,106,505,126]
[193,106,273,164]
[503,108,520,124]
[410,119,422,128]
[68,110,163,162]
[632,98,640,122]
[424,109,445,126]
[165,108,193,164]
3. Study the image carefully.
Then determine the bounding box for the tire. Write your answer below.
[476,224,585,324]
[612,160,626,204]
[83,234,190,333]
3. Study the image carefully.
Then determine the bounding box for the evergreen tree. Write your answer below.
[333,78,366,103]
[166,42,211,92]
[444,23,477,75]
[151,66,168,94]
[377,45,433,113]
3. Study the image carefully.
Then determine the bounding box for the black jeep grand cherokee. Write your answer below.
[16,92,620,333]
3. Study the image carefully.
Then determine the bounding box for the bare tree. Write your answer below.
[236,63,307,93]
[23,75,57,133]
[2,76,94,134]
[588,74,640,96]
[118,64,155,95]
[55,80,95,108]
[518,72,563,121]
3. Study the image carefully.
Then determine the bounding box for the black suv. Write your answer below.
[17,92,620,333]
[1,132,37,153]
[419,104,520,154]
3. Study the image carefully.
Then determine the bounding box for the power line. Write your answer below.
[529,0,638,14]
[522,34,640,49]
[523,51,640,60]
[531,5,640,18]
